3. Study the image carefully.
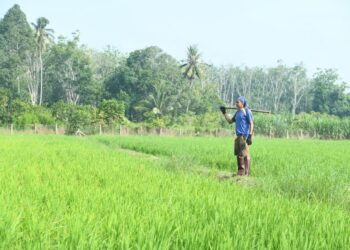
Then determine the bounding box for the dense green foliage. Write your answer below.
[0,135,349,248]
[253,112,350,139]
[0,4,34,94]
[0,5,349,135]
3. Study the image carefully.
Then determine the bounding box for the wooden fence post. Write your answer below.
[10,124,13,135]
[55,123,58,135]
[99,124,102,135]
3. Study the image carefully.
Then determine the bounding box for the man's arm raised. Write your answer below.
[220,106,233,124]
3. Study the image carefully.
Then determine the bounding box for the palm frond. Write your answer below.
[183,65,192,78]
[179,63,188,68]
[194,65,201,79]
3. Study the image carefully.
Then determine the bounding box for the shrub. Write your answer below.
[98,99,126,126]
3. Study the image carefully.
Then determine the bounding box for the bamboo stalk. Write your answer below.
[223,107,271,114]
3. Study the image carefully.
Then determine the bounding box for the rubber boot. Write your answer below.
[244,156,251,176]
[237,156,245,176]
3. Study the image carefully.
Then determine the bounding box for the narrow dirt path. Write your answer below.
[117,147,160,160]
[115,145,256,185]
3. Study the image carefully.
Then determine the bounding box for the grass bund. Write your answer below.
[0,135,349,249]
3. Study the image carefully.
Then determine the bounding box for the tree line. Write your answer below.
[0,5,349,134]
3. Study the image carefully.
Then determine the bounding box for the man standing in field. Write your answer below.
[220,96,254,176]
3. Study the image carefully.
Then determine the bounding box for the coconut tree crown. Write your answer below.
[32,17,54,51]
[180,45,202,87]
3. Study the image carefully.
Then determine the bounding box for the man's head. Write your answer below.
[236,96,247,109]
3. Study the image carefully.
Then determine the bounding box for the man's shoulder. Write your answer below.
[236,109,245,116]
[245,108,253,115]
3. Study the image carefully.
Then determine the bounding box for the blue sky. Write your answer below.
[1,0,349,83]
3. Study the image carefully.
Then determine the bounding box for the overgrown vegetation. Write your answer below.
[0,5,349,136]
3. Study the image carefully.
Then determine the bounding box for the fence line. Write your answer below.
[0,123,348,139]
[0,124,234,137]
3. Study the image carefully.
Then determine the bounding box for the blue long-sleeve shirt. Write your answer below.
[233,108,253,137]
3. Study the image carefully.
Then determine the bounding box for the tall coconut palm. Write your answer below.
[180,45,202,88]
[180,45,203,112]
[32,17,54,105]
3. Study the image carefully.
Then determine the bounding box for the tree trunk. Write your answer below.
[186,79,193,113]
[17,76,20,95]
[39,50,43,106]
[26,53,40,105]
[291,82,297,117]
[186,99,191,113]
[291,96,297,117]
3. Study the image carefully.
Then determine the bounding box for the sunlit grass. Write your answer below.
[0,135,349,249]
[98,136,350,209]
